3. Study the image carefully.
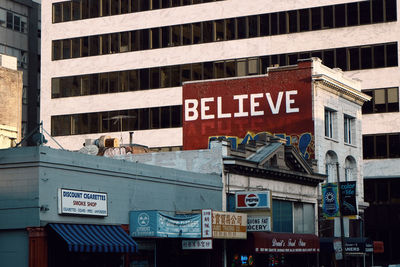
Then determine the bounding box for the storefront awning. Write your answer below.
[320,237,373,254]
[252,232,320,253]
[49,223,137,253]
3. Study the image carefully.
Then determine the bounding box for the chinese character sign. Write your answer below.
[212,211,247,239]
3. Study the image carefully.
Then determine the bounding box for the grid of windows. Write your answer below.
[344,115,355,144]
[51,42,398,98]
[0,9,28,33]
[52,0,398,60]
[362,87,399,114]
[325,108,336,139]
[51,105,182,136]
[363,133,400,159]
[52,0,224,23]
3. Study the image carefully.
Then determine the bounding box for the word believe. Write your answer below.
[184,91,300,121]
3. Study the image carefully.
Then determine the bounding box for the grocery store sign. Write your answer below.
[58,188,108,216]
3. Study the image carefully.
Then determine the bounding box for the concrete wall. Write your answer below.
[41,0,400,150]
[0,146,222,229]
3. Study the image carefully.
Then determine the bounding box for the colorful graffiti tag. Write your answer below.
[208,131,314,159]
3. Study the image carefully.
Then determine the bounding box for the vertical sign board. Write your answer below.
[202,209,213,238]
[322,183,340,218]
[340,181,358,216]
[182,61,315,159]
[58,188,108,216]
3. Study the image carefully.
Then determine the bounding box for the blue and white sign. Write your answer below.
[235,191,271,209]
[130,210,202,238]
[58,188,108,216]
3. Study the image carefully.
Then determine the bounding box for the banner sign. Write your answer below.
[236,191,271,209]
[58,188,107,216]
[130,210,201,238]
[202,209,213,238]
[247,215,271,232]
[322,183,340,217]
[182,239,213,250]
[340,181,358,216]
[212,211,247,239]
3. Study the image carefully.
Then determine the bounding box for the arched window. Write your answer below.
[325,151,338,183]
[345,156,357,182]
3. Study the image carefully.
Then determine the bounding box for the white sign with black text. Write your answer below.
[182,239,213,250]
[247,215,271,232]
[58,188,108,217]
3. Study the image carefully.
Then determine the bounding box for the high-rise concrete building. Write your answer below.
[41,0,399,264]
[0,0,40,141]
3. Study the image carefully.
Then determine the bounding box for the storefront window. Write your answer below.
[272,200,293,233]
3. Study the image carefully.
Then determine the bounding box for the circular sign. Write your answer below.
[245,194,259,207]
[138,212,150,227]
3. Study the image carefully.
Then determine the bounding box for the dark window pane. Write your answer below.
[311,7,321,30]
[90,74,99,94]
[279,12,287,34]
[89,0,100,18]
[151,28,161,49]
[204,62,213,79]
[72,38,81,58]
[139,109,149,130]
[81,37,89,57]
[237,17,247,39]
[288,11,298,33]
[214,61,224,79]
[53,40,62,60]
[202,21,213,42]
[160,67,170,88]
[103,0,111,15]
[376,135,388,158]
[349,47,360,70]
[347,2,358,26]
[100,112,110,133]
[226,18,235,40]
[128,110,138,130]
[271,13,278,35]
[72,1,80,20]
[386,43,398,67]
[120,32,129,52]
[161,27,170,47]
[248,16,258,37]
[140,69,149,90]
[374,45,385,68]
[362,90,373,114]
[171,25,181,46]
[88,113,99,134]
[288,54,298,65]
[360,1,371,25]
[109,72,118,93]
[150,107,160,129]
[181,64,191,83]
[121,0,129,14]
[119,71,129,92]
[161,106,171,128]
[141,29,150,50]
[171,0,180,7]
[81,0,89,19]
[171,65,180,87]
[53,3,62,23]
[389,134,400,158]
[52,115,71,136]
[299,52,310,59]
[323,6,333,29]
[171,105,182,127]
[260,56,270,73]
[323,50,334,68]
[71,77,80,96]
[260,14,270,36]
[111,0,119,15]
[131,31,140,51]
[335,4,346,27]
[336,48,347,70]
[100,73,109,93]
[273,200,293,233]
[377,181,388,202]
[386,0,397,22]
[110,33,118,53]
[215,20,226,42]
[361,47,372,69]
[63,2,71,22]
[140,0,150,11]
[192,63,202,80]
[150,68,160,89]
[129,70,139,91]
[225,60,236,77]
[299,9,309,31]
[279,54,287,66]
[102,35,110,54]
[363,135,374,159]
[13,15,20,32]
[311,51,322,60]
[62,40,71,59]
[193,23,201,44]
[89,36,100,56]
[182,24,192,45]
[372,0,384,23]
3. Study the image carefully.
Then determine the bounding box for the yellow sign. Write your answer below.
[212,211,247,239]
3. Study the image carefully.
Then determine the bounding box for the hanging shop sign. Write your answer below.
[182,239,213,250]
[58,188,108,217]
[212,211,247,239]
[202,209,213,238]
[129,210,201,238]
[253,232,320,253]
[340,181,358,216]
[247,215,271,232]
[322,183,340,218]
[235,191,271,209]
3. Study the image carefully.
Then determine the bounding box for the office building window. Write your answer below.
[325,108,336,139]
[273,200,293,233]
[363,133,400,159]
[362,87,399,114]
[294,203,315,234]
[344,115,355,144]
[325,151,338,183]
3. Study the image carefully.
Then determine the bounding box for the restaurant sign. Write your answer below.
[212,211,247,239]
[247,215,271,232]
[58,188,108,216]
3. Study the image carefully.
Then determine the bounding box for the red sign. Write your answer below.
[253,232,320,254]
[183,61,315,159]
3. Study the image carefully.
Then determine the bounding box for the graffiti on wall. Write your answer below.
[208,131,314,159]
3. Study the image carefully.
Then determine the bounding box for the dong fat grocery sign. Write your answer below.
[235,191,271,209]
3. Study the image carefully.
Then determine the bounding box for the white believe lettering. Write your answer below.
[184,91,300,121]
[298,239,306,247]
[272,238,285,247]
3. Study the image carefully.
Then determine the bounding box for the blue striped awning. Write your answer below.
[49,223,137,253]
